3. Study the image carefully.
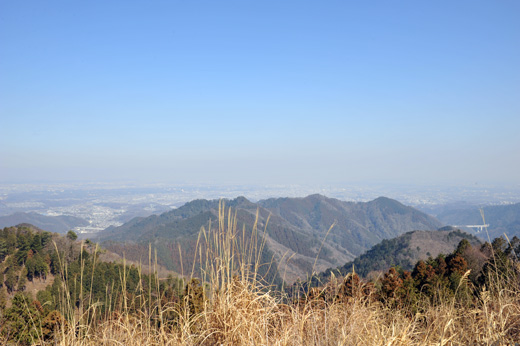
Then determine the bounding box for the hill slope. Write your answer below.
[0,224,179,307]
[320,227,482,279]
[97,195,443,283]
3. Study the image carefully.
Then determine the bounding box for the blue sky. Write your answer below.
[1,1,519,185]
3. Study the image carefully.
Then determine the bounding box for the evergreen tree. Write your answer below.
[0,239,8,261]
[5,269,18,293]
[67,230,78,241]
[1,293,42,345]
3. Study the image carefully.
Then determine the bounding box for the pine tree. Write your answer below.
[2,293,42,345]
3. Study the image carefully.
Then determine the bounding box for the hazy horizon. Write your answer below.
[1,1,519,186]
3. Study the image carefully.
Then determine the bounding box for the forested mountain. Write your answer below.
[0,212,88,234]
[97,195,442,283]
[317,227,481,280]
[432,202,520,240]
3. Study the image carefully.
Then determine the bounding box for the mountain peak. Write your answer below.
[372,196,401,204]
[369,196,410,213]
[303,194,333,203]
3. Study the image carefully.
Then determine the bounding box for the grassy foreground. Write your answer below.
[3,203,520,345]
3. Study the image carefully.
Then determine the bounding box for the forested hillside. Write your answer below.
[0,225,184,344]
[317,227,481,280]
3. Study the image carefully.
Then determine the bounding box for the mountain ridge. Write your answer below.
[97,194,443,283]
[0,212,89,234]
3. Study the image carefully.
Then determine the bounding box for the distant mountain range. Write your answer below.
[96,194,442,282]
[0,212,89,234]
[428,202,520,240]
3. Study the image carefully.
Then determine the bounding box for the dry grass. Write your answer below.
[45,289,520,346]
[33,202,520,346]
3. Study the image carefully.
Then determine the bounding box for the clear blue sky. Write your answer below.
[1,1,519,185]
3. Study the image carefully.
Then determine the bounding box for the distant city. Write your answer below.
[1,182,519,235]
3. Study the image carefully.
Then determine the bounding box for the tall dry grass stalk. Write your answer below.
[37,202,520,345]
